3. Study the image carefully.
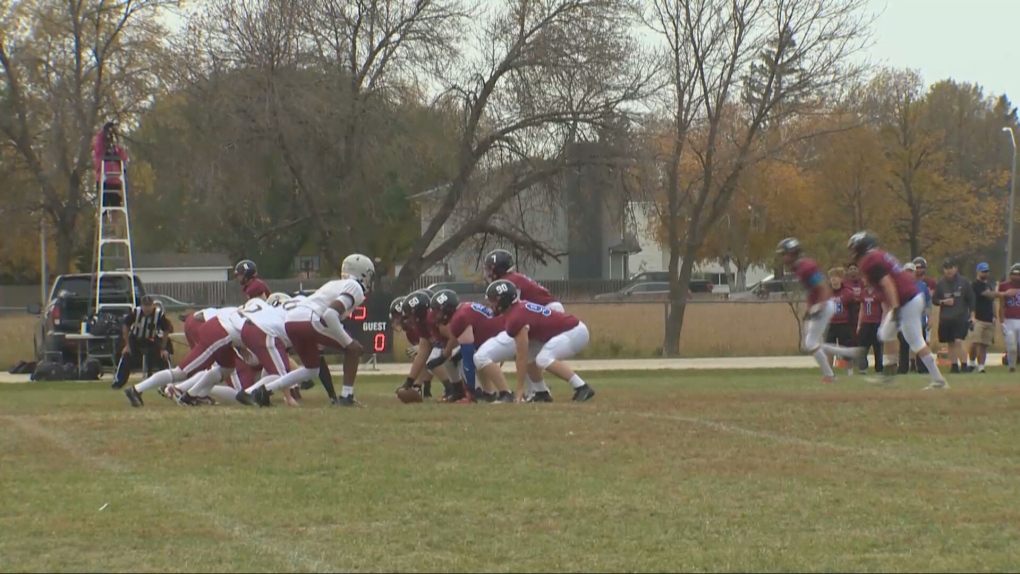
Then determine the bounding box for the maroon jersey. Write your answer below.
[503,272,556,306]
[243,278,271,300]
[921,277,937,294]
[859,250,918,306]
[793,258,826,306]
[448,302,505,346]
[504,300,580,342]
[830,286,856,324]
[401,317,421,346]
[999,282,1020,319]
[859,286,884,324]
[423,309,446,346]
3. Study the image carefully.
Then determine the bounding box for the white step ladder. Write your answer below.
[91,156,137,322]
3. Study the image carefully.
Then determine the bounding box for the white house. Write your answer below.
[128,252,233,284]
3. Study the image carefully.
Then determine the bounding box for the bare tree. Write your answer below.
[393,0,657,291]
[0,0,178,274]
[643,0,871,356]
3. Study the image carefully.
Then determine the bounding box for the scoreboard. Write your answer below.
[292,289,394,359]
[341,294,394,358]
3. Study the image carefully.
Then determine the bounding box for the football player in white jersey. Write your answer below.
[250,254,375,407]
[124,305,257,408]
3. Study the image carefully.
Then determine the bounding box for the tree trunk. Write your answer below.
[54,215,76,275]
[661,247,697,357]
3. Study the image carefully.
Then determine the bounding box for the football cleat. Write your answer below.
[571,385,596,403]
[335,395,364,407]
[124,387,144,408]
[526,391,554,403]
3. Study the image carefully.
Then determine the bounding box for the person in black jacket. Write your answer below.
[111,295,172,389]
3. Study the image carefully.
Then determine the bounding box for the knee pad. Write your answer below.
[535,349,555,370]
[474,350,494,370]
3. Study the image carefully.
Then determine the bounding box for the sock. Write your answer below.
[247,374,279,393]
[1009,342,1018,368]
[175,371,205,393]
[813,349,835,377]
[189,368,223,397]
[533,380,551,393]
[525,377,537,395]
[440,380,452,394]
[822,344,858,359]
[135,368,179,393]
[208,385,239,403]
[919,354,945,383]
[341,385,354,398]
[317,357,337,400]
[265,367,317,393]
[568,374,586,389]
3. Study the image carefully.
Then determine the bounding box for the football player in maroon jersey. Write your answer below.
[777,238,861,383]
[848,231,947,388]
[234,259,270,300]
[482,249,558,399]
[486,279,595,402]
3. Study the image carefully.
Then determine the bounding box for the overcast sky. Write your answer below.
[865,0,1019,101]
[162,0,1020,103]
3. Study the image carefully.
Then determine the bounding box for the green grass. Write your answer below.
[3,370,1020,573]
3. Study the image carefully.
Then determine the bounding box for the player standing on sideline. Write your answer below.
[482,249,559,400]
[845,263,865,370]
[235,260,271,300]
[849,231,948,389]
[856,283,885,374]
[777,238,861,383]
[826,268,857,374]
[998,264,1020,373]
[486,280,595,402]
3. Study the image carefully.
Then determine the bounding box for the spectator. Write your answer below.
[845,263,864,370]
[93,121,129,237]
[825,267,856,373]
[913,257,938,294]
[933,259,975,374]
[897,262,932,374]
[856,282,884,374]
[968,262,1013,373]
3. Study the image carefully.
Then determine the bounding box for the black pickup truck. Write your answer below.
[29,273,145,366]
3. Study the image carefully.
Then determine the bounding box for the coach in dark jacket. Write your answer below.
[933,259,975,374]
[111,295,172,389]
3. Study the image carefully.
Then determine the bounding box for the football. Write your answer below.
[396,386,423,404]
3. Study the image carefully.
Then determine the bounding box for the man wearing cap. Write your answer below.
[968,262,1012,373]
[933,259,975,374]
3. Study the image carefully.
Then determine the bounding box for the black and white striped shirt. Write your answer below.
[123,307,171,341]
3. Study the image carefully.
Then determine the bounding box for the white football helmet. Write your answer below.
[266,292,291,308]
[341,254,376,291]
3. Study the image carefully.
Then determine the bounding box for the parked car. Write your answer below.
[27,273,145,366]
[149,294,199,311]
[424,281,488,302]
[730,275,803,300]
[595,281,670,301]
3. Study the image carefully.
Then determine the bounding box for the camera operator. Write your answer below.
[111,295,172,389]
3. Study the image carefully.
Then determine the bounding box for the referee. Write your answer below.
[111,295,172,389]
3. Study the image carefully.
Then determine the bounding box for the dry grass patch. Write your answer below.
[3,369,1020,572]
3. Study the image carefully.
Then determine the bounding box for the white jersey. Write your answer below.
[215,307,245,344]
[296,279,365,320]
[199,307,235,321]
[239,298,291,346]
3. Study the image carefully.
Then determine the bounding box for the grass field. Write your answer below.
[3,369,1020,572]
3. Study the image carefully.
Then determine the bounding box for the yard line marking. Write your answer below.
[1,415,342,574]
[553,407,1011,482]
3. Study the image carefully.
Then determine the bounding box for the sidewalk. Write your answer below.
[1,354,1003,384]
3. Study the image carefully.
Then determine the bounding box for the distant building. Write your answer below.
[130,252,232,284]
